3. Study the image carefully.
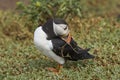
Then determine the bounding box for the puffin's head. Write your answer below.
[53,18,69,37]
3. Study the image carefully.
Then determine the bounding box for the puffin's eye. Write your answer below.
[64,27,67,30]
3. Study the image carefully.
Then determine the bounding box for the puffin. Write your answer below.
[34,18,94,73]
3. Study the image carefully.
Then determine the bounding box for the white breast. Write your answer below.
[34,26,53,51]
[34,26,65,64]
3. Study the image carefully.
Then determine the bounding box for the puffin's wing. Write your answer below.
[51,38,94,61]
[51,37,67,56]
[51,37,79,58]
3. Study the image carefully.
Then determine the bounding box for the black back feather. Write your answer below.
[52,38,95,61]
[42,18,67,40]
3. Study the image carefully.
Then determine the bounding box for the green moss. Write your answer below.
[0,0,120,79]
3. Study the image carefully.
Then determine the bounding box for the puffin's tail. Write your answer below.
[77,48,95,60]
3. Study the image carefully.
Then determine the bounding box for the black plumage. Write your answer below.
[52,37,95,61]
[42,18,67,40]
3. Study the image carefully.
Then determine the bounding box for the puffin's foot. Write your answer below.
[46,64,63,74]
[46,67,59,73]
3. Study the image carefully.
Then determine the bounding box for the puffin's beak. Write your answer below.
[60,33,72,44]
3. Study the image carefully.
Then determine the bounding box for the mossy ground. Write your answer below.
[0,0,120,80]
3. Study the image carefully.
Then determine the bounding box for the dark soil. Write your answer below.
[0,0,29,10]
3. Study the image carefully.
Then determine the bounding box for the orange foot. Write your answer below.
[46,67,59,73]
[46,64,63,74]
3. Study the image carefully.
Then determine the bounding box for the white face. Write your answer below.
[53,22,69,37]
